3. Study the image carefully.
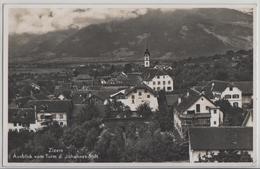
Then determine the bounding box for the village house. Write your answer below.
[202,80,242,108]
[8,108,39,132]
[233,81,253,108]
[72,74,94,89]
[25,100,73,127]
[112,84,159,112]
[153,64,173,71]
[173,89,224,138]
[189,127,253,163]
[142,68,174,92]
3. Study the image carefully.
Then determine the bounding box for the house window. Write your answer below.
[233,94,239,98]
[158,81,160,85]
[163,81,165,85]
[147,95,150,98]
[138,92,142,96]
[163,87,165,90]
[153,87,156,90]
[214,110,217,114]
[168,81,171,84]
[132,95,135,99]
[157,87,160,90]
[157,76,160,79]
[163,76,165,78]
[225,94,231,99]
[40,114,44,119]
[60,114,64,119]
[167,87,172,90]
[18,123,21,126]
[187,110,195,115]
[52,114,57,119]
[132,100,135,104]
[230,87,233,91]
[196,104,200,113]
[14,123,17,127]
[214,121,216,125]
[144,89,147,93]
[153,81,156,85]
[60,122,63,126]
[233,102,239,107]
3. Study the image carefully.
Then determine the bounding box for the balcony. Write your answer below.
[179,113,211,119]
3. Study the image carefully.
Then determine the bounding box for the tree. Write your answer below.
[215,70,229,81]
[124,63,132,74]
[156,90,173,131]
[136,103,152,118]
[74,104,101,124]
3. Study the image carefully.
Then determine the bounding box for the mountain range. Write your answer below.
[9,8,253,64]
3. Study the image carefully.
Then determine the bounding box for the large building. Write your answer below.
[25,100,73,127]
[111,84,159,112]
[202,80,242,108]
[142,68,174,92]
[173,89,223,138]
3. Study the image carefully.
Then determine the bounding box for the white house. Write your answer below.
[9,100,73,131]
[233,81,253,108]
[189,127,253,163]
[8,108,41,132]
[173,89,223,138]
[142,68,174,92]
[113,84,159,112]
[203,80,242,108]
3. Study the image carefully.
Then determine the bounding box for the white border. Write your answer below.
[1,0,259,168]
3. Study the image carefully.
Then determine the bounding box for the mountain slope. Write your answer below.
[9,8,253,63]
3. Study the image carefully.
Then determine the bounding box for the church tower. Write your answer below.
[144,48,150,68]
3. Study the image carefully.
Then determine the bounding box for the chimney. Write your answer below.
[178,97,182,104]
[211,82,215,91]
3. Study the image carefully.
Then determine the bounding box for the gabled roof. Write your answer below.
[142,68,170,81]
[203,80,232,93]
[90,89,119,100]
[126,73,142,85]
[125,83,156,96]
[233,81,253,95]
[174,89,213,113]
[166,94,181,106]
[189,127,253,151]
[8,108,35,124]
[25,100,72,114]
[242,111,253,126]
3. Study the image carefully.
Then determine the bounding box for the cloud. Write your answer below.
[8,8,149,34]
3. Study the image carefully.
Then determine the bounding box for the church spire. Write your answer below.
[144,47,150,68]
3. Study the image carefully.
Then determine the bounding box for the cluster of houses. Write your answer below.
[8,48,254,163]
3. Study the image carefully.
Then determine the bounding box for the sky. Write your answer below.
[8,8,150,34]
[8,8,253,35]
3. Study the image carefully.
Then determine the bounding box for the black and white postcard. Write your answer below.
[1,1,259,168]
